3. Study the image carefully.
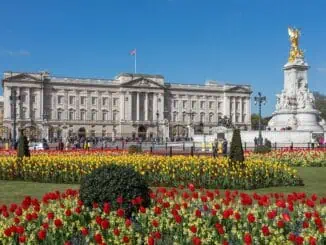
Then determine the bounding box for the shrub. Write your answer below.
[128,145,142,154]
[79,165,151,216]
[254,138,272,154]
[17,129,30,158]
[229,128,244,164]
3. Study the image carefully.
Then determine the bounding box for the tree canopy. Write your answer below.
[313,91,326,120]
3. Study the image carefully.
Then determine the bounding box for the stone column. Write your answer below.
[153,93,158,120]
[128,91,132,121]
[36,88,42,120]
[75,90,80,120]
[98,91,101,117]
[3,86,11,119]
[246,97,251,124]
[52,90,57,120]
[108,92,112,120]
[120,92,125,121]
[145,92,148,121]
[239,97,243,123]
[64,90,69,120]
[40,84,44,121]
[25,88,30,119]
[136,92,140,121]
[86,91,91,120]
[232,97,236,123]
[223,93,230,118]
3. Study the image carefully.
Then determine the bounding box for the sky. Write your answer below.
[0,0,325,116]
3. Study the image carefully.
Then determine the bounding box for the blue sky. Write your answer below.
[0,0,325,115]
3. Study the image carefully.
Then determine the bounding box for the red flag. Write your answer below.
[130,49,136,56]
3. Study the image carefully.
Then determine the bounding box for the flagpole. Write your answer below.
[134,50,137,74]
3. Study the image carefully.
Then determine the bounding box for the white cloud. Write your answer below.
[316,67,326,73]
[3,49,31,56]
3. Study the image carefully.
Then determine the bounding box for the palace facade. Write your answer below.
[2,71,251,141]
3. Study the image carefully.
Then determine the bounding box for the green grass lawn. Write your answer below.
[0,167,325,205]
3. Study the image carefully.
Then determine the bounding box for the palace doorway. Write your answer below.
[138,125,147,141]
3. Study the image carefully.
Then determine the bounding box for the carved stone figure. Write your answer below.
[297,91,305,109]
[287,115,298,128]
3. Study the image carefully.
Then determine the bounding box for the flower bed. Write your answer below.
[0,187,325,244]
[247,149,326,167]
[0,155,302,189]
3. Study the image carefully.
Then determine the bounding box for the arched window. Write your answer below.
[209,113,214,123]
[91,110,97,121]
[69,109,75,121]
[57,109,63,120]
[80,109,86,121]
[113,110,119,121]
[200,112,205,122]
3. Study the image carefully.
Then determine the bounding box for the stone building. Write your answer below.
[2,71,251,141]
[0,95,5,139]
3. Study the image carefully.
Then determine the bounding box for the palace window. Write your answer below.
[200,112,205,122]
[57,109,63,120]
[113,110,118,121]
[113,98,119,106]
[200,101,205,109]
[69,109,75,120]
[183,101,187,109]
[209,101,214,109]
[173,100,178,108]
[182,112,186,122]
[192,101,196,109]
[58,95,64,104]
[80,110,86,120]
[80,96,86,105]
[69,96,75,105]
[102,110,108,121]
[102,97,108,106]
[31,95,36,104]
[209,113,213,123]
[91,110,97,121]
[92,97,97,106]
[218,102,222,110]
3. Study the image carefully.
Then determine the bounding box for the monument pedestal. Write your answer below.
[268,56,324,133]
[296,110,324,131]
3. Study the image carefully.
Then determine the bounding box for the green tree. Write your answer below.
[251,114,271,130]
[313,91,326,120]
[229,128,244,164]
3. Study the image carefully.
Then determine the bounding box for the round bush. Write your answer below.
[79,165,151,214]
[128,145,142,154]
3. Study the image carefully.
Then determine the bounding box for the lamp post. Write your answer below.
[254,92,267,146]
[156,110,159,142]
[10,86,21,149]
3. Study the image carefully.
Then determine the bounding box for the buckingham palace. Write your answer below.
[2,71,252,141]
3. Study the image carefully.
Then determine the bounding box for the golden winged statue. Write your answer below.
[288,27,304,62]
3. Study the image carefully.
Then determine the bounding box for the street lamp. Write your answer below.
[156,110,159,142]
[10,86,21,149]
[254,92,267,146]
